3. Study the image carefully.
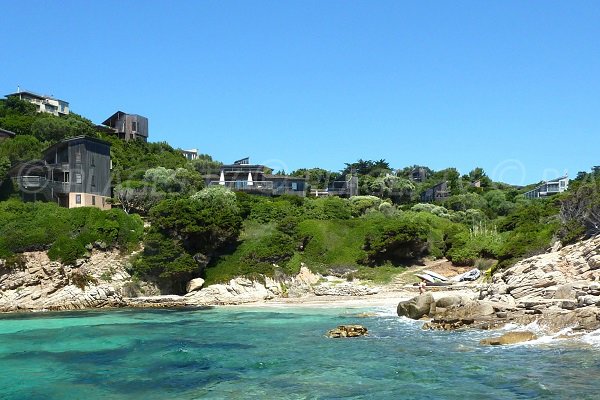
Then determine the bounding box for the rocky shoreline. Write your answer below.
[3,234,600,343]
[0,250,388,313]
[396,235,600,340]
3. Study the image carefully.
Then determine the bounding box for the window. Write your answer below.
[75,173,82,184]
[76,194,82,204]
[132,121,138,132]
[92,196,96,206]
[75,151,81,163]
[91,175,96,187]
[292,182,298,191]
[90,156,95,166]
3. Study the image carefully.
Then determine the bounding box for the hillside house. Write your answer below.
[101,111,148,142]
[12,136,112,209]
[208,157,306,196]
[180,149,199,161]
[524,176,569,199]
[6,90,69,116]
[421,181,450,202]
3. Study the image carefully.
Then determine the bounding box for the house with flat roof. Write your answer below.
[0,127,16,140]
[6,90,69,116]
[11,136,111,209]
[180,148,199,161]
[524,176,569,199]
[101,111,148,142]
[208,157,306,196]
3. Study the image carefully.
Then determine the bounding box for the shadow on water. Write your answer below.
[0,306,215,321]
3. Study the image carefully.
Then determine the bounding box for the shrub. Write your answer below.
[360,216,429,266]
[48,235,86,265]
[70,271,98,290]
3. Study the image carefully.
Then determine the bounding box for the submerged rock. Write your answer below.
[480,331,537,346]
[327,325,368,338]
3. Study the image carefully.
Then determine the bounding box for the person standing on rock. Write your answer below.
[419,278,427,295]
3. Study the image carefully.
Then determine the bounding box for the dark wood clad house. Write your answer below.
[12,136,112,209]
[101,111,148,142]
[421,181,450,202]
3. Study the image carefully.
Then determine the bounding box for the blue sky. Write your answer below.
[1,1,598,184]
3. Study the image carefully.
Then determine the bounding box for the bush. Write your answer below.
[70,271,98,290]
[446,223,505,265]
[349,196,382,216]
[48,235,86,265]
[360,215,430,266]
[0,200,143,263]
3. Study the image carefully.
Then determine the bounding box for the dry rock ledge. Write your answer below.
[397,234,600,336]
[0,249,381,312]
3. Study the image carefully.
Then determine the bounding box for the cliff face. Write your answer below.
[0,250,159,312]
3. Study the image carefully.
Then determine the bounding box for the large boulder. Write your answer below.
[397,293,435,319]
[480,331,537,346]
[186,278,205,293]
[435,296,464,308]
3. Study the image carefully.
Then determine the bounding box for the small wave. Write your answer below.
[580,329,600,347]
[371,306,399,317]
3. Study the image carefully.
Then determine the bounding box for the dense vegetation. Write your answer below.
[1,96,599,294]
[0,200,143,266]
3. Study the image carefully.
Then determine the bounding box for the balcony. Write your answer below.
[16,176,46,189]
[210,180,273,191]
[14,176,70,193]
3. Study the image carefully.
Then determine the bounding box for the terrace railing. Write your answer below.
[209,180,274,191]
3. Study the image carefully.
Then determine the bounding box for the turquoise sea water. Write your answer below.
[1,306,600,399]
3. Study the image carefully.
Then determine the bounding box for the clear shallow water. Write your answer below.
[1,307,599,399]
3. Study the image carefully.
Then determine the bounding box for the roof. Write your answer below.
[42,135,111,155]
[102,111,126,127]
[546,175,568,183]
[0,127,16,137]
[102,111,146,127]
[6,90,68,103]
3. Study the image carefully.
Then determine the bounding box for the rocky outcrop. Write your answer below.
[327,325,368,338]
[406,235,600,334]
[313,282,380,297]
[184,277,282,305]
[482,235,600,305]
[0,251,129,312]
